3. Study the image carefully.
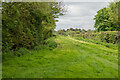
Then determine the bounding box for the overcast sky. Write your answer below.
[55,2,111,31]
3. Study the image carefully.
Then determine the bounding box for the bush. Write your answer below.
[2,2,65,52]
[45,38,57,50]
[14,48,30,57]
[78,31,118,44]
[33,45,47,51]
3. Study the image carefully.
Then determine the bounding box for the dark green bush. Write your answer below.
[33,45,47,51]
[14,48,30,57]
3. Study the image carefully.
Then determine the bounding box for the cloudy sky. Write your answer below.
[55,1,112,31]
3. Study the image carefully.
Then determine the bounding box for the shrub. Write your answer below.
[33,45,47,51]
[14,48,30,57]
[78,31,118,44]
[45,38,57,50]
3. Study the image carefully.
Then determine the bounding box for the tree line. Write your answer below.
[57,1,119,37]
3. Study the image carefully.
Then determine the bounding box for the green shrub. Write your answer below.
[45,38,57,50]
[14,48,30,57]
[77,31,118,44]
[33,45,47,51]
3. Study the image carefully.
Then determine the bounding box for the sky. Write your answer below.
[55,1,112,31]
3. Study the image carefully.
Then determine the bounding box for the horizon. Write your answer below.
[55,2,110,31]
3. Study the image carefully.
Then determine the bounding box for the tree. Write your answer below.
[2,2,66,52]
[87,29,92,33]
[81,29,86,34]
[57,30,65,35]
[76,31,80,34]
[94,2,119,31]
[70,28,74,31]
[78,29,82,32]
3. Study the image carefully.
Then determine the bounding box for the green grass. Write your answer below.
[74,37,118,50]
[2,36,118,78]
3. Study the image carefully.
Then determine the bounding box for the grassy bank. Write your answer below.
[74,37,118,50]
[2,36,118,78]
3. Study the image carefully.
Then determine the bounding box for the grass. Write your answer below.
[74,37,118,50]
[2,36,118,78]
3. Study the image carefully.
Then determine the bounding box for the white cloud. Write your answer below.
[55,2,110,31]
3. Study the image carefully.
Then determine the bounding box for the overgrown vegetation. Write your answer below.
[2,2,65,53]
[3,36,57,59]
[74,37,118,50]
[57,28,118,44]
[94,1,119,31]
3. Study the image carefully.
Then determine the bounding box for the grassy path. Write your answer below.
[2,36,118,78]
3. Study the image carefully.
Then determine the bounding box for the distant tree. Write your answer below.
[78,29,82,32]
[70,28,74,31]
[87,29,92,33]
[62,29,66,32]
[66,29,69,31]
[66,30,75,37]
[81,29,87,34]
[75,28,78,31]
[57,30,65,35]
[76,31,80,34]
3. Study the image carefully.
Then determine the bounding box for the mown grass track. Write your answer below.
[2,36,118,78]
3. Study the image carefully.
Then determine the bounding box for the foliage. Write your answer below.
[81,31,118,44]
[66,28,82,32]
[33,45,47,51]
[74,36,118,50]
[45,37,57,50]
[57,28,87,36]
[57,28,118,44]
[2,2,65,52]
[94,2,119,31]
[57,30,66,35]
[14,48,30,57]
[3,36,58,59]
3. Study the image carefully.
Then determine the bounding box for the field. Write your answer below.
[2,36,118,78]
